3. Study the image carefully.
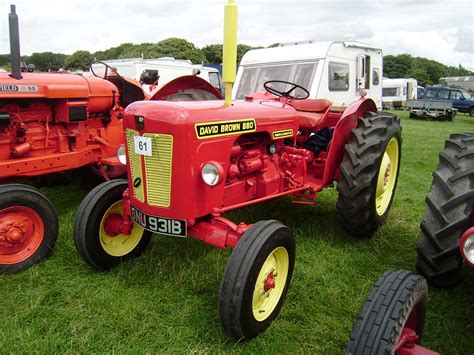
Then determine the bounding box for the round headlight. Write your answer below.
[117,144,127,165]
[462,234,474,265]
[201,162,223,186]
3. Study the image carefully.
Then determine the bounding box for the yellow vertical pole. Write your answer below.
[223,0,238,106]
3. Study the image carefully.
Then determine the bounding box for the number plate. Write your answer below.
[130,206,187,237]
[134,136,152,156]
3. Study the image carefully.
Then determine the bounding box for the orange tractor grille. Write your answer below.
[126,129,173,207]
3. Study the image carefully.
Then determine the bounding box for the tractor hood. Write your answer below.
[0,72,118,99]
[125,99,298,131]
[122,99,301,220]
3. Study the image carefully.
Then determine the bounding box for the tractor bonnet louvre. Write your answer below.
[144,133,173,207]
[126,129,145,202]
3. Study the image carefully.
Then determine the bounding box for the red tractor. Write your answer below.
[0,5,221,275]
[346,133,474,354]
[73,76,402,338]
[345,270,435,355]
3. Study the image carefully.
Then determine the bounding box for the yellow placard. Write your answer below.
[272,129,294,139]
[195,118,256,139]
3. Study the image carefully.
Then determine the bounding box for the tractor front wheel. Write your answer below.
[0,184,58,274]
[219,220,295,340]
[346,270,428,355]
[74,179,151,270]
[337,111,402,237]
[416,133,474,287]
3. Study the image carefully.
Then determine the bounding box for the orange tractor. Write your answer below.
[0,5,221,274]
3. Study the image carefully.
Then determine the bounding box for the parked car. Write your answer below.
[423,86,474,116]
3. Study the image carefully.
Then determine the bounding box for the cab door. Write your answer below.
[449,90,467,111]
[356,55,370,92]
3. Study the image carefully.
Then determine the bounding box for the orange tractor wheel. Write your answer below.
[0,184,58,274]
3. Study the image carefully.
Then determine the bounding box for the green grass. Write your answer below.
[1,111,474,353]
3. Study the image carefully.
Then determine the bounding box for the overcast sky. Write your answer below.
[0,0,473,70]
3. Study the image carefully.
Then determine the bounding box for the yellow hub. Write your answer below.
[376,137,399,216]
[252,246,289,321]
[99,200,145,257]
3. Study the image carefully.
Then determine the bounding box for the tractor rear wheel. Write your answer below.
[219,220,295,340]
[416,133,474,287]
[346,270,427,355]
[337,111,402,237]
[0,184,58,274]
[74,179,151,270]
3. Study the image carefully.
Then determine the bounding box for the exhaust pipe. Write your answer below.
[9,4,22,80]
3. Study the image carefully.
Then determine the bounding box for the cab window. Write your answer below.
[235,62,318,99]
[438,90,450,99]
[236,67,258,99]
[257,65,293,93]
[372,68,380,85]
[425,89,437,98]
[209,72,222,92]
[293,63,317,92]
[450,90,463,100]
[328,62,349,91]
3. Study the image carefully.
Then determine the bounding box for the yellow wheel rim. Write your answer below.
[376,137,399,216]
[252,246,289,322]
[99,200,145,257]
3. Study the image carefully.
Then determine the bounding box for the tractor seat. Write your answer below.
[288,99,332,113]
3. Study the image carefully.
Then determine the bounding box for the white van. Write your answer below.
[233,41,383,109]
[91,57,223,94]
[382,78,418,109]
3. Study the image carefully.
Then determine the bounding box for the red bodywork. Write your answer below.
[118,93,377,248]
[459,227,474,266]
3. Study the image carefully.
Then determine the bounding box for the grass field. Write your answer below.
[1,110,473,353]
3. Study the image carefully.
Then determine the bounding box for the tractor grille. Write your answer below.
[126,129,145,202]
[143,133,173,207]
[125,128,173,207]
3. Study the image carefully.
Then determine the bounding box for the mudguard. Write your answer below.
[322,97,378,185]
[149,75,223,101]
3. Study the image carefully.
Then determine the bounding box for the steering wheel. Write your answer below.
[90,60,123,79]
[264,80,310,100]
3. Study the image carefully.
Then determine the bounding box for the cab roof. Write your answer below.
[240,41,382,66]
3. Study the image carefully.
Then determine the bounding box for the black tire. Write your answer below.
[0,184,58,274]
[219,220,295,340]
[346,270,428,355]
[336,111,402,237]
[74,179,151,270]
[469,107,474,117]
[416,133,474,287]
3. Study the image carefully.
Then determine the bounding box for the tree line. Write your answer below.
[0,38,255,73]
[0,38,472,86]
[383,54,472,85]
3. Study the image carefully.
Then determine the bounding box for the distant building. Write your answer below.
[439,76,474,93]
